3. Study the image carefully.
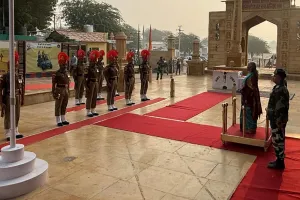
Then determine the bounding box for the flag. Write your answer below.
[148,25,152,51]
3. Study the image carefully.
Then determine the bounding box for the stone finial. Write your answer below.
[114,32,127,40]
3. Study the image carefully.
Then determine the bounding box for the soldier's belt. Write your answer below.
[57,84,68,88]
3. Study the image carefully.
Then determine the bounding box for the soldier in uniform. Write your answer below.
[124,51,135,106]
[0,51,24,141]
[71,49,86,105]
[104,50,118,111]
[52,52,71,127]
[267,69,289,169]
[139,50,151,101]
[96,50,105,100]
[156,57,164,80]
[85,50,100,117]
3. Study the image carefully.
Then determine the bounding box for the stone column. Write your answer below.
[168,34,176,97]
[192,37,200,60]
[227,0,243,67]
[168,34,176,74]
[115,32,127,92]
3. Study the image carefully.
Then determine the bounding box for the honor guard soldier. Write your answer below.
[124,51,135,106]
[85,50,100,117]
[0,51,24,141]
[267,69,289,170]
[52,52,71,127]
[139,50,151,101]
[104,50,118,111]
[72,49,86,105]
[96,50,105,100]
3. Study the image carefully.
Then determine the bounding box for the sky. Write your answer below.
[98,0,300,42]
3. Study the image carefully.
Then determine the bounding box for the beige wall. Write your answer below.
[85,42,108,65]
[208,11,227,69]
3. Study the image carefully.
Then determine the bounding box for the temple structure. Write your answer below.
[208,0,300,74]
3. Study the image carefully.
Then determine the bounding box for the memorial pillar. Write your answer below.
[192,37,200,60]
[227,0,243,67]
[168,34,175,97]
[115,32,127,92]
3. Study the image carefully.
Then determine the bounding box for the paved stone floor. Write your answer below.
[1,74,300,200]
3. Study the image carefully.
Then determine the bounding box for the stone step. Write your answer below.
[1,144,25,163]
[0,158,48,200]
[0,151,36,181]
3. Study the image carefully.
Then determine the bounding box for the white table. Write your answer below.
[212,70,243,90]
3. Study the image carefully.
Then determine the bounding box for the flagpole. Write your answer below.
[9,0,16,148]
[137,25,140,65]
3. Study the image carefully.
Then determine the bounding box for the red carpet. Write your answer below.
[25,83,75,91]
[97,113,300,200]
[66,95,124,112]
[0,98,165,149]
[145,92,231,120]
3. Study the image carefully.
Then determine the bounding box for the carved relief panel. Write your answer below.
[280,10,290,69]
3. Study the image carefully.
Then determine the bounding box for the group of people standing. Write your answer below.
[240,62,289,169]
[156,57,182,80]
[52,49,151,126]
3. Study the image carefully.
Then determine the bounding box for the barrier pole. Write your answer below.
[242,106,245,137]
[265,109,269,141]
[232,97,237,125]
[225,103,228,133]
[222,103,225,134]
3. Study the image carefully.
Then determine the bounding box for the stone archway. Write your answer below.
[242,14,281,66]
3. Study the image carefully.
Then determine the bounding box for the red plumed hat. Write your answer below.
[126,51,135,61]
[99,50,105,58]
[89,50,100,62]
[77,49,85,59]
[58,52,69,65]
[107,49,118,61]
[141,49,150,59]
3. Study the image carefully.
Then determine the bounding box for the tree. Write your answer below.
[2,0,56,34]
[60,0,123,33]
[175,33,199,56]
[248,35,270,57]
[121,24,140,50]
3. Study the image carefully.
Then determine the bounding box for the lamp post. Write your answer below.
[8,0,16,147]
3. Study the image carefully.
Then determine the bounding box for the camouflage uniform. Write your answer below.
[267,69,289,169]
[156,58,164,80]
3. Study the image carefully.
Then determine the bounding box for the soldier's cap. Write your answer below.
[274,68,286,79]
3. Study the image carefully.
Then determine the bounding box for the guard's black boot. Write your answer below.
[62,121,70,125]
[57,122,63,127]
[268,159,285,170]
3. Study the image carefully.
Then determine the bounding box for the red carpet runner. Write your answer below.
[0,98,165,149]
[145,92,231,120]
[66,96,124,112]
[97,113,300,200]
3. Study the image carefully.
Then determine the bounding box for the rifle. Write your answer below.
[1,95,5,118]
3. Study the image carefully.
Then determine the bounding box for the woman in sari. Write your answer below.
[240,62,262,133]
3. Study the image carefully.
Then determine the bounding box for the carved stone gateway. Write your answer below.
[208,0,300,74]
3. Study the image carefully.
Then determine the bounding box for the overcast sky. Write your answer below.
[98,0,300,42]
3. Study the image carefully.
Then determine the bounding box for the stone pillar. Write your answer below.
[168,34,176,97]
[187,37,205,76]
[115,32,127,92]
[227,0,243,67]
[192,37,200,60]
[168,34,176,74]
